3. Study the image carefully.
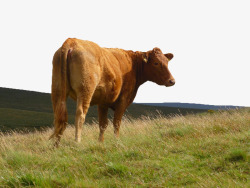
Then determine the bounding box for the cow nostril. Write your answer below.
[169,79,175,85]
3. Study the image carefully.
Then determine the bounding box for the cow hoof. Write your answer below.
[98,137,104,143]
[75,137,81,143]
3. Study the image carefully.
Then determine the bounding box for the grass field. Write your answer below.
[0,109,249,187]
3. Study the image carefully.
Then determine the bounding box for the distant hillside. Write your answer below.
[139,102,244,110]
[0,87,206,132]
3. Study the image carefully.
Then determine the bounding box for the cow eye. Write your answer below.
[154,62,159,65]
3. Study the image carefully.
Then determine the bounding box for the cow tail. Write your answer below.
[50,45,71,142]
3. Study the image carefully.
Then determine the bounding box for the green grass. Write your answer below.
[0,108,249,187]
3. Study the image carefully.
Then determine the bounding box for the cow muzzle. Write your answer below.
[165,79,175,86]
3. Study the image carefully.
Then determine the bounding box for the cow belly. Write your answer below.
[90,80,121,105]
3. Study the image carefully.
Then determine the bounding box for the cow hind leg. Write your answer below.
[74,91,94,142]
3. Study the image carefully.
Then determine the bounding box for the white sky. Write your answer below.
[0,0,249,106]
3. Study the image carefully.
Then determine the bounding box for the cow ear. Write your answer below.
[165,53,174,61]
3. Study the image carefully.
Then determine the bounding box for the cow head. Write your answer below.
[143,47,175,87]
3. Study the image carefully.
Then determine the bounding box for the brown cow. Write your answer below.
[50,38,175,146]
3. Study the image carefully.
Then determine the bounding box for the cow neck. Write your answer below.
[132,51,148,88]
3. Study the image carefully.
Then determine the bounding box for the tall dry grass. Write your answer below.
[0,109,249,187]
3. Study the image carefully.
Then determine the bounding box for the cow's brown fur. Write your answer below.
[50,38,175,146]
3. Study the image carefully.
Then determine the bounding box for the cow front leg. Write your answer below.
[113,105,127,138]
[98,105,109,142]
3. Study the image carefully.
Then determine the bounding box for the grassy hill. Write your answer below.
[0,109,249,187]
[0,87,206,132]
